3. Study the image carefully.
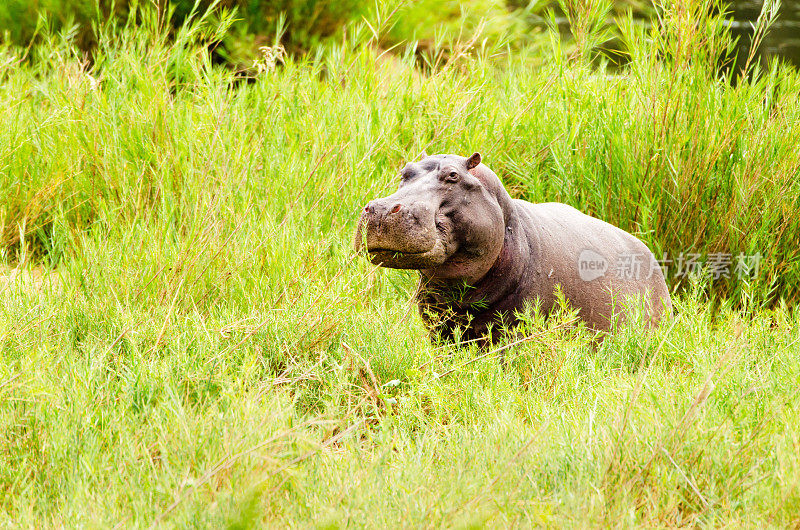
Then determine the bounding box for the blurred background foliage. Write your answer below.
[0,0,365,61]
[1,0,798,73]
[1,0,521,68]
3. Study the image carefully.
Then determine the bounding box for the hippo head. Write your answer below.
[355,153,508,283]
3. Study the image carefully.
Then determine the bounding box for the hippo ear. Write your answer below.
[466,152,481,170]
[418,150,428,160]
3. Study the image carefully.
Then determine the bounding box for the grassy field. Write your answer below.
[1,2,800,526]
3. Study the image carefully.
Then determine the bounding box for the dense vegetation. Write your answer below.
[1,0,798,525]
[0,0,526,69]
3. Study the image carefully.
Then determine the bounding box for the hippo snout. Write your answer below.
[357,198,436,253]
[363,200,404,217]
[354,196,448,269]
[362,198,433,230]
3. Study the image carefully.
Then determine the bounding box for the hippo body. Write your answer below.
[355,153,671,342]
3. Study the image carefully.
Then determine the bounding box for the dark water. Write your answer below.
[730,0,800,68]
[550,0,800,69]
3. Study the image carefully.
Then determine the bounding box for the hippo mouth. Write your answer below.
[362,239,449,269]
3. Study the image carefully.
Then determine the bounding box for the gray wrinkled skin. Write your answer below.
[354,153,672,342]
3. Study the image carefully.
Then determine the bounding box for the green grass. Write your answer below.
[1,1,800,526]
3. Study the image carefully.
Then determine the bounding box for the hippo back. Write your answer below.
[515,201,671,330]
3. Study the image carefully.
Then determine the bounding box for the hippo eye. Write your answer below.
[444,171,460,183]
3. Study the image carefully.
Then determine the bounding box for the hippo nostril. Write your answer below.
[390,204,402,214]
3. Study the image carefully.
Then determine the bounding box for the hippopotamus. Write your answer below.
[354,153,671,342]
